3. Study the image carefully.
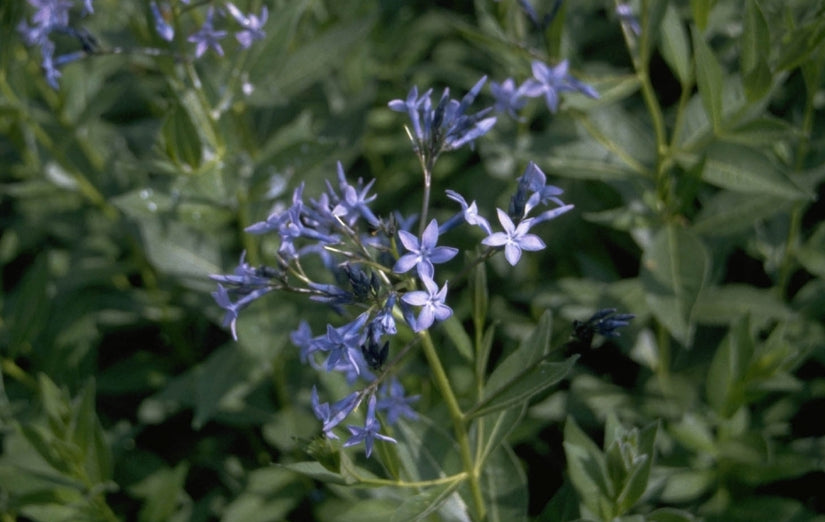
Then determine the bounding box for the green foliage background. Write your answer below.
[1,0,824,520]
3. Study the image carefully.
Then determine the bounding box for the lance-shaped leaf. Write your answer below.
[641,225,709,347]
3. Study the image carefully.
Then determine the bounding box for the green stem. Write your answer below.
[419,331,485,520]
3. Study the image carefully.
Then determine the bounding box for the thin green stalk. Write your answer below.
[419,331,485,520]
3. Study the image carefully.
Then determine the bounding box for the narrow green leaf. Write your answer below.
[693,191,793,237]
[615,422,658,513]
[741,1,769,75]
[484,311,552,391]
[563,417,614,520]
[279,461,351,485]
[467,355,577,419]
[18,423,73,475]
[706,315,755,416]
[161,103,201,168]
[441,315,474,363]
[702,142,809,199]
[390,481,462,522]
[693,285,794,325]
[476,404,526,466]
[774,16,825,72]
[692,26,724,131]
[482,445,528,522]
[659,4,692,85]
[8,254,50,356]
[640,0,669,65]
[741,2,774,103]
[70,380,112,484]
[641,225,709,347]
[647,507,699,522]
[690,0,713,31]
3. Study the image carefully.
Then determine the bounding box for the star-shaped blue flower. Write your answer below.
[343,394,397,458]
[482,209,546,266]
[401,276,452,332]
[393,219,457,280]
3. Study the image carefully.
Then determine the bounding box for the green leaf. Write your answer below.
[441,315,474,363]
[641,225,709,347]
[774,15,825,73]
[640,0,669,65]
[702,142,809,199]
[7,254,50,356]
[797,221,825,279]
[467,353,577,419]
[693,191,794,237]
[659,4,692,85]
[70,380,112,484]
[615,422,658,513]
[692,25,724,131]
[690,0,714,31]
[390,481,462,522]
[128,462,189,522]
[392,414,462,482]
[693,285,794,325]
[482,445,528,522]
[476,403,526,466]
[279,461,351,485]
[741,0,769,74]
[564,417,614,520]
[138,220,221,286]
[536,481,580,522]
[647,508,698,522]
[161,103,202,169]
[706,315,755,416]
[222,468,303,522]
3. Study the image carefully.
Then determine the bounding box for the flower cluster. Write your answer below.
[491,59,599,117]
[17,0,95,88]
[388,76,497,167]
[211,77,577,457]
[17,1,268,88]
[150,1,268,56]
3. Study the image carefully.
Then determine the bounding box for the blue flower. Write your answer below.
[401,276,452,332]
[616,4,641,36]
[188,7,227,58]
[312,387,360,440]
[316,312,369,375]
[343,394,397,458]
[150,2,174,42]
[509,162,568,219]
[225,2,268,48]
[388,77,497,159]
[330,162,380,228]
[519,60,599,113]
[377,378,419,425]
[211,283,272,340]
[393,219,458,280]
[445,190,492,235]
[490,78,526,119]
[482,209,546,266]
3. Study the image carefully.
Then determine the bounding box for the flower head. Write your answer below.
[225,2,268,48]
[401,276,452,332]
[343,394,397,458]
[393,219,458,281]
[188,7,227,58]
[482,209,546,266]
[519,60,599,113]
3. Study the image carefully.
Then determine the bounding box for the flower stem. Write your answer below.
[419,331,485,520]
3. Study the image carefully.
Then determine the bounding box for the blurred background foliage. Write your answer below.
[1,0,825,520]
